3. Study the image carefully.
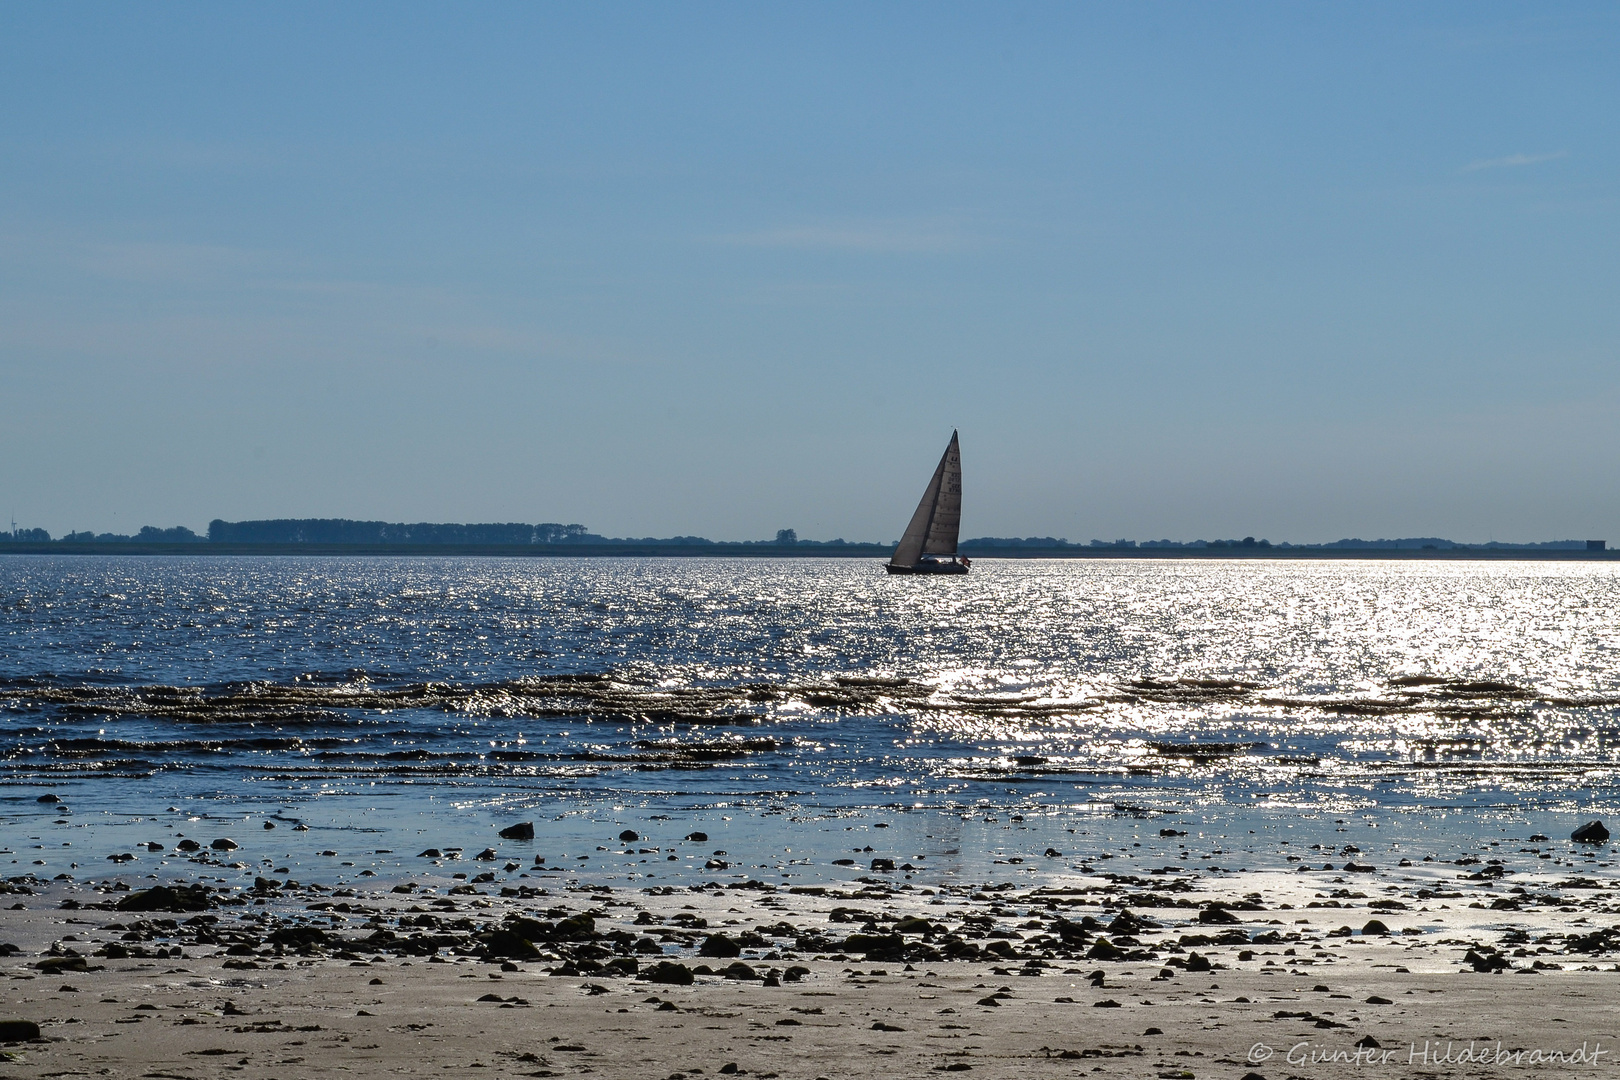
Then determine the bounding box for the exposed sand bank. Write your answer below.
[6,853,1620,1078]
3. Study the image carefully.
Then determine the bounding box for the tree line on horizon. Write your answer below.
[0,518,1603,550]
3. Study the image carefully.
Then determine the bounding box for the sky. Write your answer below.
[2,3,1618,544]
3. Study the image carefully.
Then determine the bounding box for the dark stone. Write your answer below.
[869,858,896,872]
[1183,951,1212,973]
[1366,996,1393,1005]
[263,821,276,830]
[641,961,694,985]
[1093,999,1122,1008]
[482,930,542,960]
[268,926,330,950]
[34,957,88,975]
[418,848,442,858]
[721,961,757,980]
[698,933,742,958]
[1355,1036,1381,1049]
[871,1021,905,1032]
[685,832,708,842]
[1362,920,1390,936]
[1044,848,1063,857]
[0,1020,40,1042]
[893,917,932,936]
[1049,917,1091,945]
[499,822,535,841]
[842,933,904,961]
[1108,909,1149,934]
[1572,820,1610,844]
[176,839,201,852]
[619,830,639,843]
[116,885,211,912]
[1086,938,1125,961]
[210,838,238,851]
[507,917,553,942]
[35,795,59,804]
[474,848,498,861]
[1197,905,1241,925]
[553,914,596,941]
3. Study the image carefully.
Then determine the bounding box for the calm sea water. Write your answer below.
[4,555,1620,888]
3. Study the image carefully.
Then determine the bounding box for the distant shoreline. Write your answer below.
[1,541,1617,560]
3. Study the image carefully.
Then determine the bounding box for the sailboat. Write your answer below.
[886,430,970,575]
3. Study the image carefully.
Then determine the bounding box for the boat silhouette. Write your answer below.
[886,431,969,576]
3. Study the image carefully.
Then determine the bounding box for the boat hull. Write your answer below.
[885,561,969,575]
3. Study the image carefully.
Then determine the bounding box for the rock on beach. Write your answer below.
[1572,820,1610,843]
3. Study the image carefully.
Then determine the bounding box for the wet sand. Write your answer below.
[7,852,1620,1078]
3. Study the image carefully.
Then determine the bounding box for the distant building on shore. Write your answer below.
[1588,540,1607,551]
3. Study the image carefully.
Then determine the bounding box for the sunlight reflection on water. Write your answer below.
[3,555,1620,880]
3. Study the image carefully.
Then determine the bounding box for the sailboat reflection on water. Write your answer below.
[885,430,970,576]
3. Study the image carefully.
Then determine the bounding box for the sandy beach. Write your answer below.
[7,831,1620,1079]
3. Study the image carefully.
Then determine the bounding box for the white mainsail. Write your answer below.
[889,431,962,568]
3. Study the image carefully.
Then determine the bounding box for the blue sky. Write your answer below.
[2,4,1617,542]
